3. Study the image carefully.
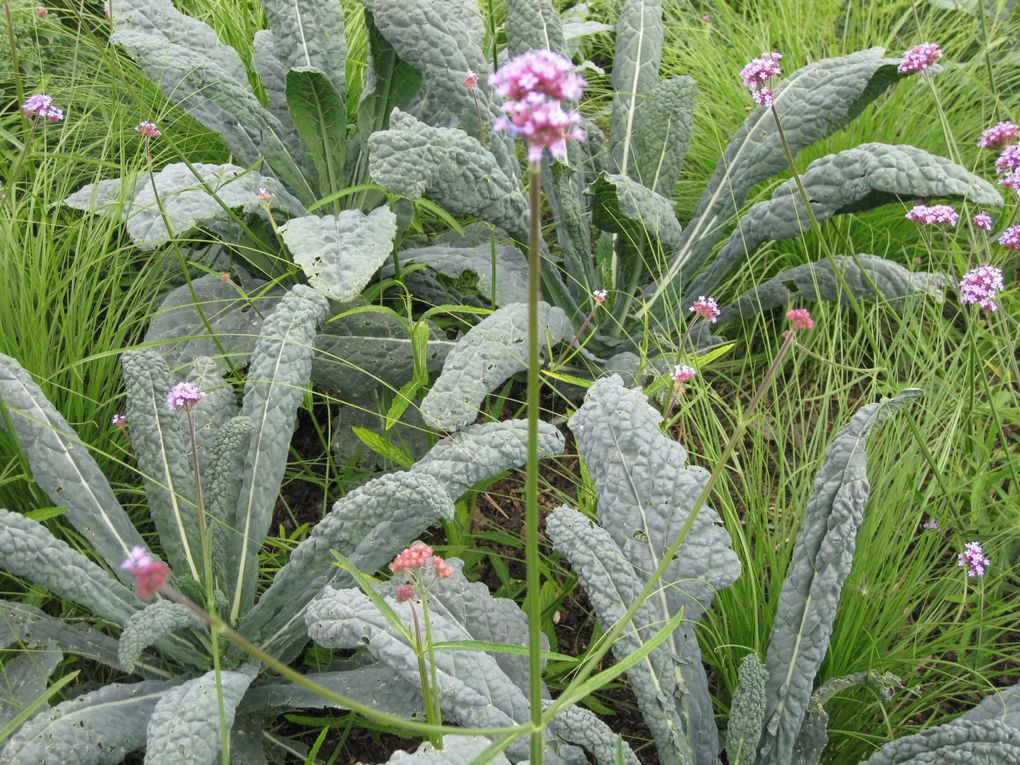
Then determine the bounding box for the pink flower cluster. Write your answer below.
[257,187,274,203]
[786,308,814,330]
[978,121,1018,150]
[994,144,1020,191]
[166,382,205,411]
[389,543,454,579]
[121,546,170,599]
[905,204,958,226]
[999,225,1020,250]
[22,93,64,123]
[740,52,782,107]
[592,289,608,304]
[972,212,993,231]
[135,121,160,139]
[959,265,1004,311]
[111,413,127,428]
[489,49,586,162]
[672,364,696,384]
[897,43,942,74]
[689,295,720,323]
[957,541,990,578]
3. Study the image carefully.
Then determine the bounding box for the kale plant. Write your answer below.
[0,285,568,763]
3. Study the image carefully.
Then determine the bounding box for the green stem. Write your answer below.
[420,592,443,739]
[525,161,544,765]
[975,0,1000,112]
[3,2,25,126]
[410,601,440,745]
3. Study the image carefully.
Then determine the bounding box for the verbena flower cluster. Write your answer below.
[897,43,942,74]
[978,121,1018,149]
[972,212,993,231]
[21,93,64,123]
[121,546,170,599]
[672,365,696,384]
[689,295,720,323]
[959,265,1005,311]
[994,144,1020,192]
[592,289,608,304]
[740,52,782,107]
[166,381,205,411]
[957,541,990,578]
[489,49,586,162]
[786,308,814,331]
[906,204,958,226]
[390,543,454,578]
[135,121,160,138]
[999,225,1020,250]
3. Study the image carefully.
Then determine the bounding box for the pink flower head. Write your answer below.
[972,212,993,231]
[396,584,416,603]
[740,52,782,107]
[592,289,608,304]
[922,517,938,530]
[994,144,1020,175]
[36,7,46,17]
[165,382,205,411]
[999,225,1020,250]
[389,542,434,573]
[978,121,1019,150]
[432,556,454,579]
[786,308,814,330]
[135,121,160,139]
[898,43,942,74]
[689,295,720,323]
[111,413,127,428]
[702,13,711,23]
[959,265,1004,311]
[121,546,170,599]
[256,187,274,203]
[672,364,696,384]
[905,204,958,226]
[494,97,585,162]
[21,93,64,123]
[957,541,990,577]
[464,70,478,89]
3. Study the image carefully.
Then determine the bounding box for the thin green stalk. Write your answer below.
[420,593,443,738]
[975,0,1000,113]
[3,1,25,126]
[525,160,544,765]
[410,602,440,745]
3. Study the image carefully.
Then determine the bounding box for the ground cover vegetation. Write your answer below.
[0,0,1017,763]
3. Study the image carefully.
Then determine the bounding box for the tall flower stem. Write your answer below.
[525,160,544,765]
[409,602,440,745]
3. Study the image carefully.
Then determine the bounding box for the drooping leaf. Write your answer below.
[370,737,511,765]
[368,110,528,241]
[0,602,123,671]
[108,0,313,201]
[285,67,347,198]
[118,601,203,672]
[410,419,565,502]
[64,162,305,248]
[279,207,396,302]
[726,654,769,765]
[0,355,143,575]
[718,255,948,324]
[1,680,178,765]
[143,667,255,764]
[609,0,664,177]
[588,171,683,252]
[260,0,347,102]
[760,389,922,765]
[241,471,454,657]
[506,0,565,55]
[629,76,696,196]
[420,302,573,432]
[122,350,201,581]
[144,275,283,373]
[860,719,1020,764]
[693,143,1002,294]
[227,286,328,623]
[547,704,642,765]
[0,645,62,719]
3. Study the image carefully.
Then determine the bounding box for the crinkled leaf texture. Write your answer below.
[506,0,564,55]
[0,355,143,576]
[718,255,947,324]
[372,737,511,765]
[588,171,683,252]
[547,703,641,765]
[760,389,922,765]
[420,302,573,431]
[118,601,202,672]
[261,0,347,103]
[548,375,741,765]
[144,275,283,373]
[1,680,177,764]
[285,66,348,197]
[227,285,328,623]
[369,110,528,240]
[726,654,769,765]
[959,682,1020,730]
[143,667,254,764]
[860,718,1020,764]
[0,602,123,671]
[693,142,1002,294]
[279,206,397,302]
[629,76,696,197]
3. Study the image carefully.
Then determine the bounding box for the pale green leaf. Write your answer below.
[609,0,663,176]
[285,66,347,198]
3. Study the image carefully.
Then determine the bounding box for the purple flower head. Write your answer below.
[905,204,958,226]
[166,382,205,411]
[256,187,274,203]
[689,295,720,323]
[135,121,160,139]
[978,121,1019,150]
[111,413,127,428]
[494,98,584,162]
[994,144,1020,175]
[22,93,64,123]
[37,7,47,18]
[922,517,938,530]
[959,265,1004,311]
[740,52,782,106]
[121,546,170,599]
[957,541,990,577]
[999,225,1020,250]
[672,364,697,384]
[592,289,608,304]
[972,212,993,231]
[898,43,942,74]
[702,13,711,23]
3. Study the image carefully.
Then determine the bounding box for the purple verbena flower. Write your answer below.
[256,187,274,203]
[21,93,64,123]
[121,546,170,599]
[978,121,1019,150]
[672,364,697,383]
[972,212,993,231]
[959,265,1004,311]
[957,541,990,577]
[905,204,958,226]
[922,517,938,530]
[166,382,205,411]
[994,144,1020,175]
[689,295,720,323]
[135,121,160,139]
[592,289,608,304]
[494,97,585,162]
[999,225,1020,250]
[740,52,782,106]
[898,43,942,74]
[111,413,127,428]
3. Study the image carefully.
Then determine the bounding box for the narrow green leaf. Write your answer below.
[352,426,415,468]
